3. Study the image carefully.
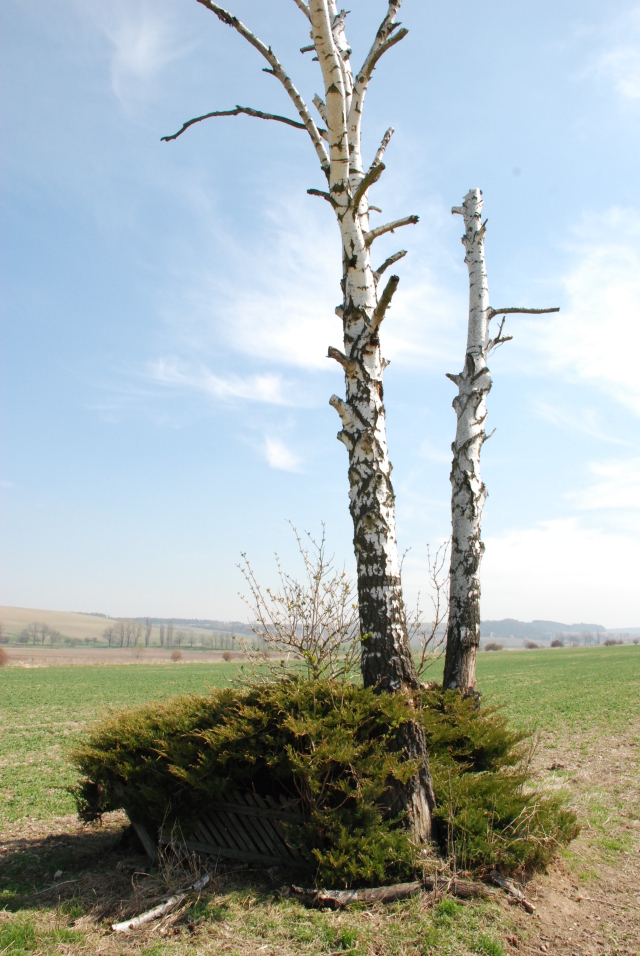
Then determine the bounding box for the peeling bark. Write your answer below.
[167,0,431,840]
[443,189,490,694]
[443,190,558,694]
[306,0,420,696]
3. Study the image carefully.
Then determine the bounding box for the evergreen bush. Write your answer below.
[72,678,578,887]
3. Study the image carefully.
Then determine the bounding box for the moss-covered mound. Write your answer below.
[72,678,578,887]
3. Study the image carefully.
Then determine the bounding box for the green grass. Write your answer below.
[2,647,638,955]
[2,646,639,827]
[0,663,237,825]
[474,645,640,729]
[0,916,84,954]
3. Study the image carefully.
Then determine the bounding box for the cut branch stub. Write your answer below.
[364,215,419,247]
[371,274,400,333]
[373,250,407,285]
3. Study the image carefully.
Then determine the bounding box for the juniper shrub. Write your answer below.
[73,677,578,887]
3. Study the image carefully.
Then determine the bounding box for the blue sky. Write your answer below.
[1,0,639,627]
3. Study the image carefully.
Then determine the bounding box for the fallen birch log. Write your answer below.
[292,877,495,908]
[111,873,210,933]
[489,870,535,913]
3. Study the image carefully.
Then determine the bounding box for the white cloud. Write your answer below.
[529,209,640,415]
[534,401,628,445]
[160,196,462,376]
[482,518,639,627]
[598,45,640,100]
[263,436,302,473]
[592,7,640,101]
[150,358,292,405]
[99,4,194,106]
[569,458,640,512]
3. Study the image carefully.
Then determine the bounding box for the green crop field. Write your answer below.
[2,647,639,827]
[1,647,639,956]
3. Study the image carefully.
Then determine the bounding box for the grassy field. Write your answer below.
[2,647,639,826]
[1,647,639,955]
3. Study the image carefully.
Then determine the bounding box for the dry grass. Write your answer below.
[0,813,514,955]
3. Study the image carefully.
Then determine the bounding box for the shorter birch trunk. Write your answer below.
[443,189,490,693]
[442,189,558,693]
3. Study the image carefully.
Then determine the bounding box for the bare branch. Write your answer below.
[313,93,328,125]
[300,44,315,53]
[446,372,462,386]
[364,215,419,247]
[373,126,394,167]
[487,316,514,352]
[487,306,560,319]
[196,0,329,174]
[328,346,355,372]
[162,106,326,142]
[292,0,312,19]
[348,2,406,155]
[350,161,384,214]
[373,249,406,284]
[308,187,338,208]
[371,274,400,333]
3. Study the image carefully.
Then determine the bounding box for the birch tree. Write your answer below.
[442,188,558,694]
[164,0,434,842]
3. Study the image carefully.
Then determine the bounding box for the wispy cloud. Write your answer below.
[534,401,628,445]
[568,458,640,512]
[597,45,640,100]
[263,436,302,473]
[528,209,640,416]
[592,7,640,101]
[150,358,293,406]
[157,195,462,377]
[482,518,638,626]
[98,4,195,107]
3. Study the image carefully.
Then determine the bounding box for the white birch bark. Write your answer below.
[442,189,559,693]
[166,0,433,840]
[442,189,490,694]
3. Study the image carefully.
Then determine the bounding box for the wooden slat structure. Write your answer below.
[157,790,312,870]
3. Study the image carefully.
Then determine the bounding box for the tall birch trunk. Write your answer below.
[167,0,434,841]
[442,189,490,694]
[442,189,559,693]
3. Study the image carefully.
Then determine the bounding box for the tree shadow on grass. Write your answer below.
[0,816,279,932]
[0,818,152,918]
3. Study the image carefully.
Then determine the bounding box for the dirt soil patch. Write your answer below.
[3,647,241,667]
[1,724,638,955]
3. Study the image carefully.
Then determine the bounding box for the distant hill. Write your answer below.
[142,618,254,636]
[480,619,606,641]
